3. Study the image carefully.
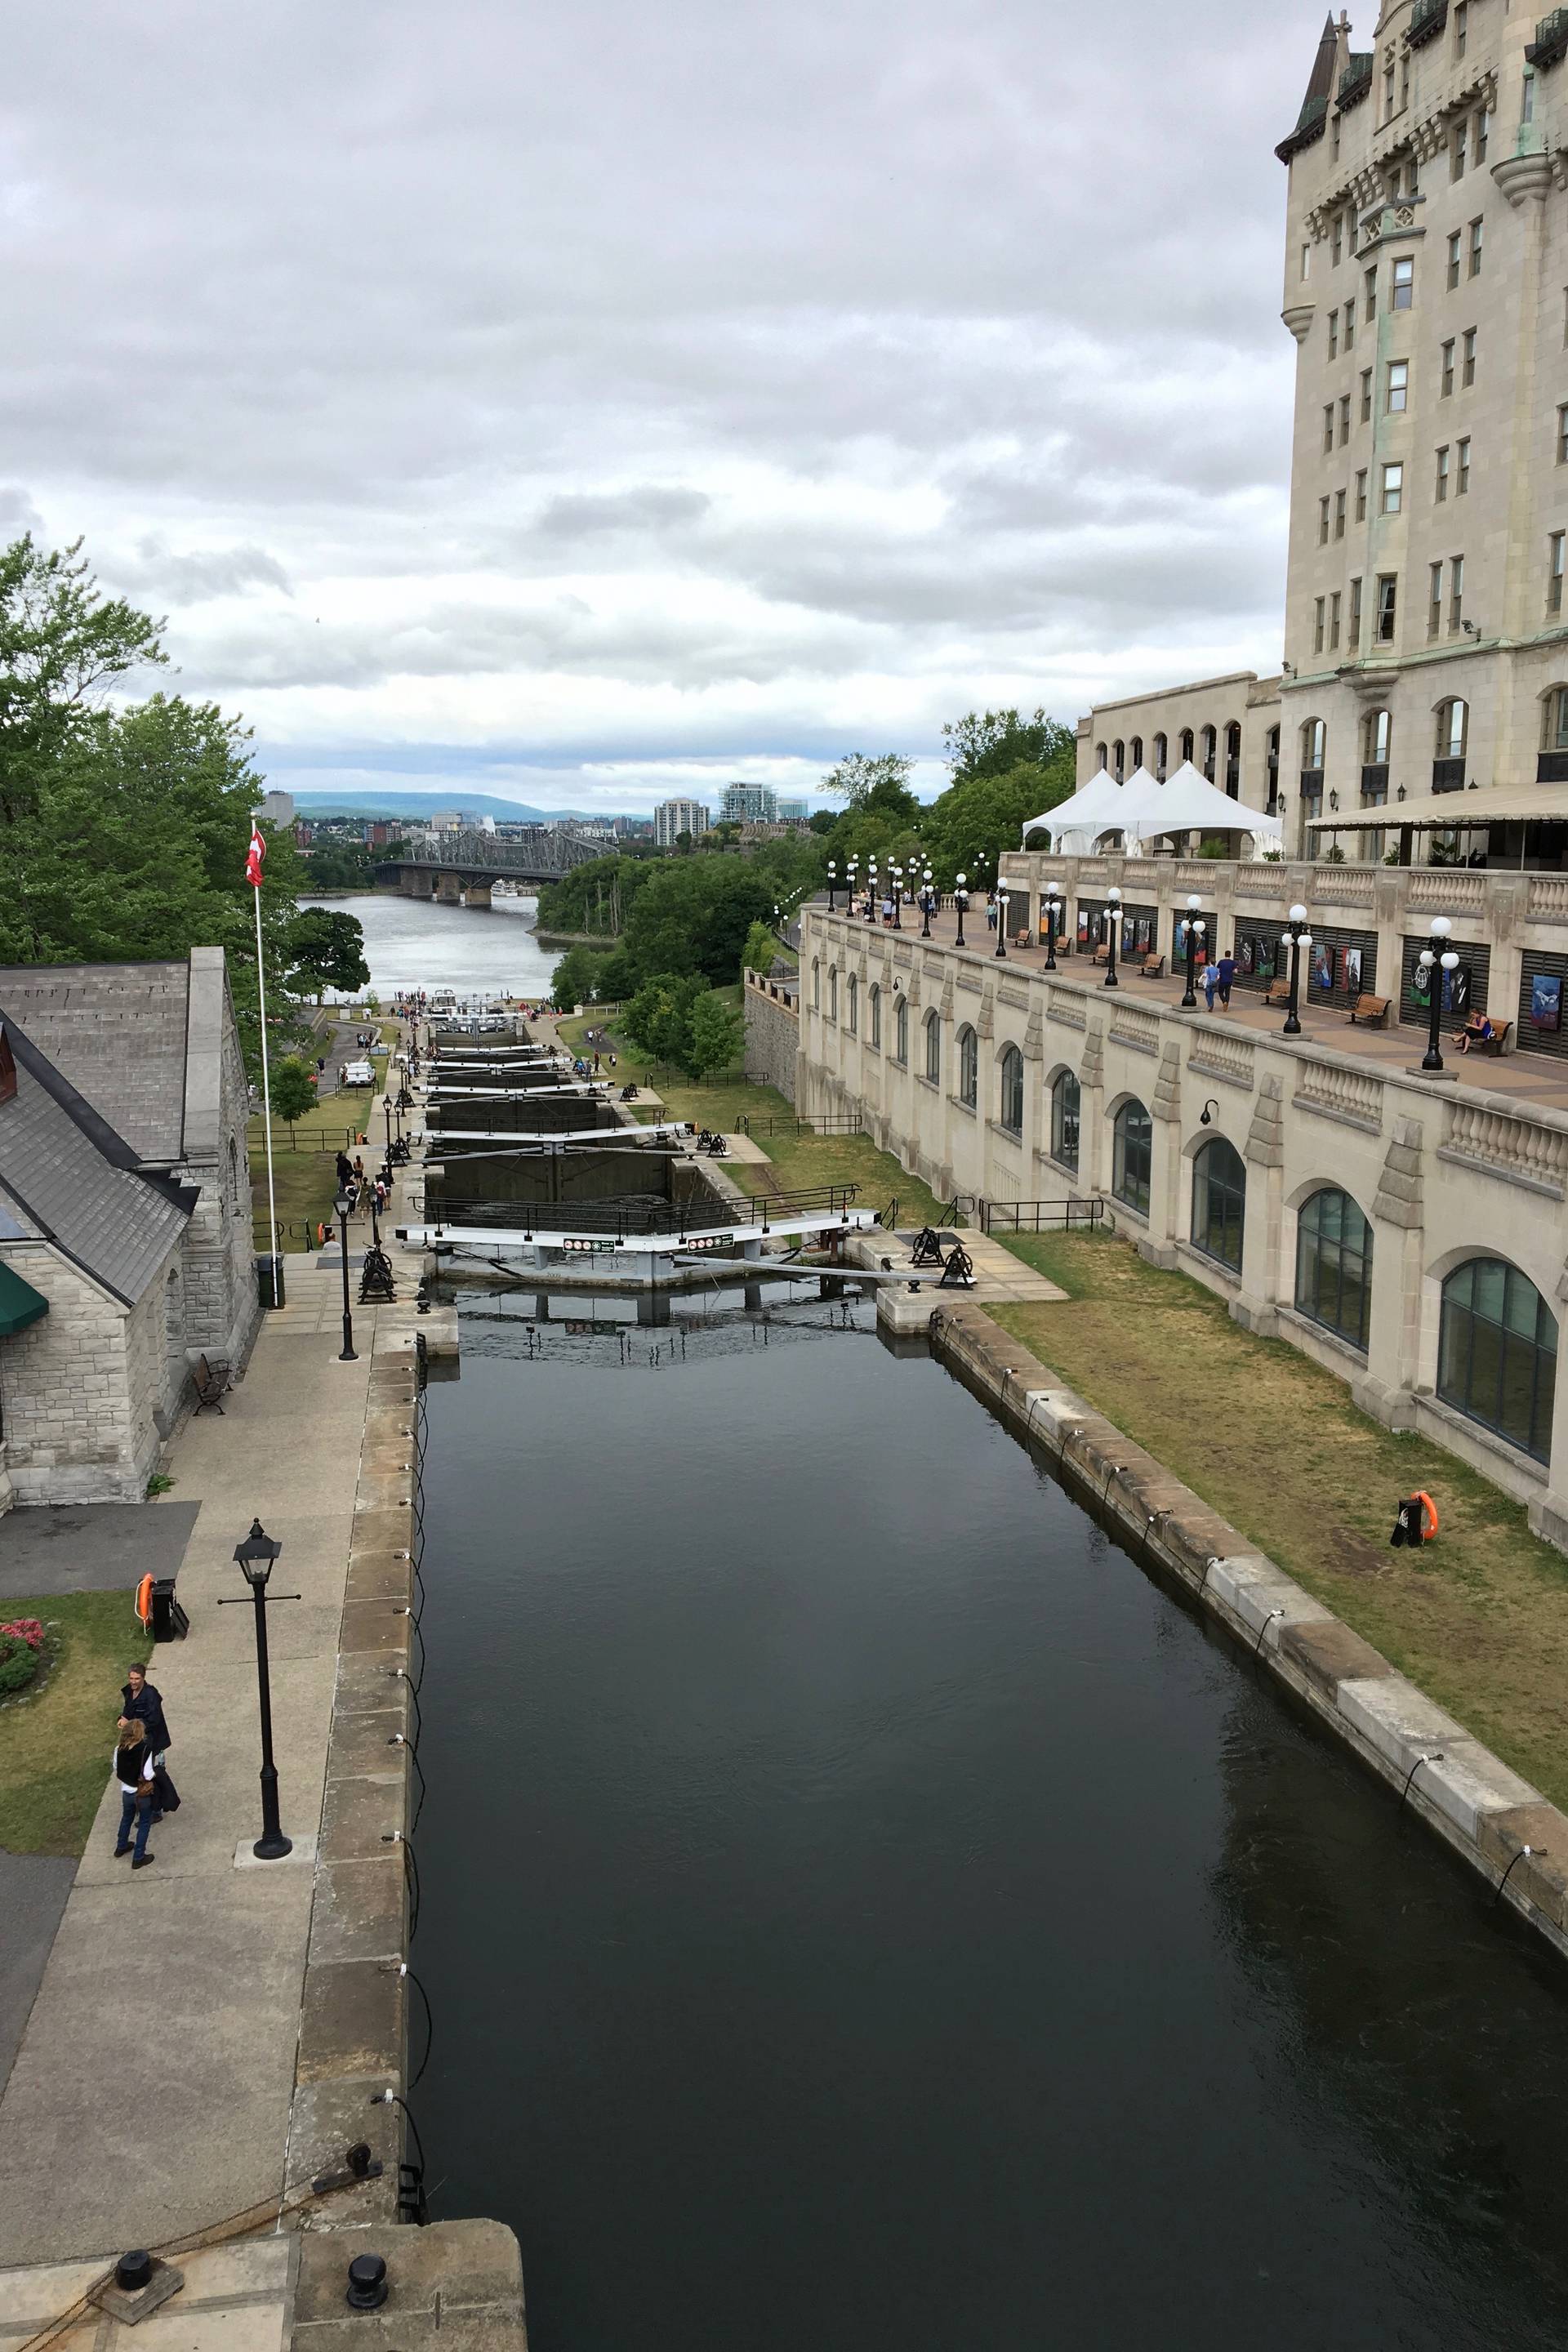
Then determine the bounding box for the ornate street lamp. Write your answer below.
[220,1521,301,1861]
[1044,886,1060,971]
[1282,902,1312,1036]
[955,872,969,948]
[826,860,837,913]
[1103,885,1122,988]
[1418,916,1459,1071]
[994,880,1010,960]
[847,858,858,912]
[892,863,903,929]
[335,1189,359,1362]
[920,866,934,938]
[1179,892,1204,1008]
[866,862,879,923]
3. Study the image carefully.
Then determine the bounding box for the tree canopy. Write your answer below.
[287,906,370,999]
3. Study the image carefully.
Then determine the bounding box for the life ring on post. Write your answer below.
[135,1574,155,1630]
[1414,1491,1439,1541]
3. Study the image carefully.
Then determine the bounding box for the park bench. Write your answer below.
[1136,954,1165,980]
[190,1355,229,1414]
[1264,979,1294,1009]
[1464,1016,1512,1056]
[1348,993,1390,1028]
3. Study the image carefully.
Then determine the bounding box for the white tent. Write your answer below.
[1021,764,1125,849]
[1098,765,1163,852]
[1120,761,1284,852]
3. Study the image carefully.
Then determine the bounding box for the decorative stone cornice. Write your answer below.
[1374,1114,1425,1226]
[1492,151,1554,209]
[1281,304,1316,345]
[1245,1075,1285,1169]
[1080,1020,1105,1094]
[1152,1042,1183,1125]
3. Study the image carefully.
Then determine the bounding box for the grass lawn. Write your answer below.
[247,1049,390,1252]
[988,1227,1568,1810]
[0,1594,151,1856]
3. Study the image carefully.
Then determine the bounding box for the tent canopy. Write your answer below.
[1022,765,1124,846]
[1306,783,1568,831]
[1123,761,1284,846]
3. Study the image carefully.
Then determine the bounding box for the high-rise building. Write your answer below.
[1073,1,1568,868]
[653,798,711,848]
[719,782,777,825]
[777,798,809,821]
[257,789,295,827]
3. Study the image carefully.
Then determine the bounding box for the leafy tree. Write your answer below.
[919,759,1074,889]
[942,707,1076,785]
[742,919,778,976]
[620,858,773,988]
[0,534,167,826]
[270,1056,317,1143]
[808,809,836,836]
[549,942,614,1011]
[535,853,656,937]
[675,829,693,854]
[623,972,709,1065]
[287,907,369,1000]
[304,836,400,889]
[688,991,744,1076]
[822,751,917,817]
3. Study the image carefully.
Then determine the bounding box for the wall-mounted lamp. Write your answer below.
[1199,1098,1220,1127]
[1281,660,1297,678]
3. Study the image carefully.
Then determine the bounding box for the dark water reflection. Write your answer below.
[417,1290,1568,2351]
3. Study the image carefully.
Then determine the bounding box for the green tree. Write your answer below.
[270,1056,317,1144]
[688,991,744,1076]
[942,707,1076,784]
[620,858,773,988]
[822,751,917,818]
[742,919,778,976]
[623,972,709,1065]
[0,534,167,826]
[919,759,1075,889]
[550,942,614,1011]
[287,908,369,1000]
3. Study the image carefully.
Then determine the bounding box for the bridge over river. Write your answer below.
[377,827,605,906]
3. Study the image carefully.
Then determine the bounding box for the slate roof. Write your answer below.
[0,962,191,1163]
[0,1013,194,1308]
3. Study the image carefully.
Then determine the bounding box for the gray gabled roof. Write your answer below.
[0,961,191,1163]
[0,1013,194,1308]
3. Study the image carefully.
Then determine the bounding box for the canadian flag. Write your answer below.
[246,824,266,888]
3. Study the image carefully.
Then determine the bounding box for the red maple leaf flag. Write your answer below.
[246,823,266,888]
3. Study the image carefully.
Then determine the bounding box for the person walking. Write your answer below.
[1215,951,1236,1010]
[112,1722,158,1868]
[120,1663,170,1758]
[1202,960,1220,1013]
[336,1149,354,1191]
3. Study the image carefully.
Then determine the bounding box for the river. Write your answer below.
[416,1284,1568,2352]
[301,889,561,1002]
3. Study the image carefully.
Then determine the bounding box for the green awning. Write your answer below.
[0,1262,48,1335]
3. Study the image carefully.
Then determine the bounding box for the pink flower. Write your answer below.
[0,1619,44,1649]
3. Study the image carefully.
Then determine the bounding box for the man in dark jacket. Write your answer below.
[1214,953,1237,1009]
[120,1662,173,1825]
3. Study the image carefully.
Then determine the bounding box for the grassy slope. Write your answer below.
[247,1042,390,1251]
[988,1227,1568,1809]
[0,1595,152,1855]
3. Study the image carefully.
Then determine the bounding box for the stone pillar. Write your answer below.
[436,872,462,906]
[401,866,423,898]
[1236,1075,1285,1331]
[1357,1114,1426,1424]
[1079,1018,1107,1196]
[1143,1040,1183,1265]
[466,883,492,911]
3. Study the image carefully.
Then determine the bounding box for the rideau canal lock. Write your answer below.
[15,1003,1568,2351]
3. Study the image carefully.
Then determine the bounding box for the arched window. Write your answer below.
[1179,728,1195,763]
[1051,1071,1080,1169]
[1439,1258,1557,1461]
[1112,1099,1152,1216]
[1152,733,1169,779]
[1437,698,1468,760]
[1224,720,1242,797]
[1129,735,1143,771]
[1200,724,1218,780]
[812,958,821,1009]
[1192,1137,1246,1272]
[1543,687,1568,752]
[1301,717,1325,771]
[1295,1187,1373,1351]
[846,973,858,1035]
[1096,742,1108,770]
[1362,707,1392,764]
[1113,738,1125,779]
[1266,725,1281,811]
[957,1024,978,1107]
[869,983,881,1048]
[895,996,908,1065]
[828,967,838,1022]
[1000,1045,1024,1134]
[924,1009,941,1085]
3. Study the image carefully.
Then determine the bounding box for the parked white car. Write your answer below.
[341,1057,376,1087]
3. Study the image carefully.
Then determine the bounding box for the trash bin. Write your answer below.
[256,1252,286,1311]
[150,1577,189,1642]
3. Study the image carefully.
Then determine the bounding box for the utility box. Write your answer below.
[150,1578,189,1642]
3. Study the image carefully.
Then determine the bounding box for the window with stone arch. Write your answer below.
[1200,724,1218,780]
[956,1023,978,1107]
[1050,1070,1080,1170]
[999,1045,1024,1134]
[1362,706,1392,765]
[812,957,821,1009]
[1191,1135,1246,1272]
[869,983,881,1049]
[1112,739,1125,779]
[1179,728,1195,764]
[895,996,908,1065]
[828,966,838,1022]
[1111,1098,1152,1216]
[1543,684,1568,753]
[1096,742,1108,770]
[1301,715,1326,772]
[846,973,858,1035]
[1152,733,1169,779]
[924,1009,941,1085]
[1129,735,1143,772]
[1294,1186,1373,1351]
[1436,697,1468,762]
[1439,1257,1557,1462]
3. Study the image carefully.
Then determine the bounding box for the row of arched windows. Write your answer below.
[1298,703,1472,773]
[1092,723,1244,789]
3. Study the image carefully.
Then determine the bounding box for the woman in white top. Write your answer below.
[112,1722,158,1869]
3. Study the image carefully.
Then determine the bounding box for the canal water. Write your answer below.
[417,1286,1568,2352]
[301,889,559,1003]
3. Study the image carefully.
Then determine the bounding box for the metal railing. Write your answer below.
[979,1196,1105,1235]
[429,1181,860,1243]
[735,1111,863,1138]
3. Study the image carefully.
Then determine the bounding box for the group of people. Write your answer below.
[1199,954,1239,1011]
[334,1148,387,1217]
[112,1663,176,1869]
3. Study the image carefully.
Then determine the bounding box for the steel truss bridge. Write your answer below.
[378,826,606,897]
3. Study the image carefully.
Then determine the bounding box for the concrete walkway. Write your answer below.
[0,1500,201,1602]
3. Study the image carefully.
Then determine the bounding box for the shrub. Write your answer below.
[0,1628,42,1695]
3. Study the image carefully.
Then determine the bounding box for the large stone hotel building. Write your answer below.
[1080,0,1568,865]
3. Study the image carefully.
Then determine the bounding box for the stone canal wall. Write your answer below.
[928,1295,1568,1965]
[742,968,800,1102]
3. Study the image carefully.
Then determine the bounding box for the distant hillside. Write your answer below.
[290,790,599,823]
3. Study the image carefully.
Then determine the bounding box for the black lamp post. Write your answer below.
[920,868,934,938]
[826,862,836,913]
[955,873,969,948]
[846,858,858,913]
[1044,888,1059,970]
[1418,917,1458,1071]
[1283,902,1311,1036]
[335,1189,358,1361]
[1103,885,1122,987]
[866,862,879,923]
[994,880,1010,959]
[1179,891,1203,1007]
[891,863,903,929]
[224,1520,299,1860]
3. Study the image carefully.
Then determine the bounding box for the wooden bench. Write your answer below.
[1461,1016,1511,1056]
[1348,993,1390,1028]
[1135,954,1165,980]
[1264,979,1294,1009]
[191,1355,229,1414]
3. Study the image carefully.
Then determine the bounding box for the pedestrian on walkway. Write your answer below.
[1202,961,1219,1012]
[336,1150,354,1190]
[120,1664,170,1760]
[987,893,998,933]
[112,1722,158,1868]
[1215,952,1236,1009]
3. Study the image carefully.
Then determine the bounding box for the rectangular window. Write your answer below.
[1323,403,1335,455]
[1314,596,1325,654]
[1355,467,1368,520]
[1320,495,1331,544]
[1339,393,1351,444]
[1377,574,1398,643]
[1365,265,1377,317]
[1349,576,1362,648]
[1441,339,1455,396]
[1344,296,1356,346]
[1334,487,1347,538]
[1469,217,1483,278]
[1450,554,1464,631]
[1452,122,1468,178]
[1382,461,1404,514]
[1329,310,1339,359]
[1447,230,1462,290]
[1392,256,1414,310]
[1552,532,1566,616]
[1385,60,1396,121]
[1429,562,1443,639]
[1475,107,1489,163]
[1457,436,1470,494]
[1435,444,1450,501]
[1332,214,1343,265]
[1557,404,1568,465]
[1330,590,1342,649]
[1463,327,1477,385]
[1524,70,1536,125]
[1455,1,1468,56]
[1301,243,1312,283]
[1361,367,1374,422]
[1387,360,1409,413]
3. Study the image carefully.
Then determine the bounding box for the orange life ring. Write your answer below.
[1414,1491,1439,1541]
[135,1574,155,1628]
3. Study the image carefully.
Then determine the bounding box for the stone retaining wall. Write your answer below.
[742,969,800,1102]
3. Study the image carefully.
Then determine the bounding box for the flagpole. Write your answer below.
[252,864,280,1301]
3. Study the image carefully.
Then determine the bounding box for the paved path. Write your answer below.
[0,1500,201,1601]
[0,1855,74,2101]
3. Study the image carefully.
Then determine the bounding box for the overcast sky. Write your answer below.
[2,2,1311,812]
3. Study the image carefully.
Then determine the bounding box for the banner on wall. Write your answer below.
[1531,973,1563,1031]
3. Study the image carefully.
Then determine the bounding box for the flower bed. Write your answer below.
[0,1619,46,1696]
